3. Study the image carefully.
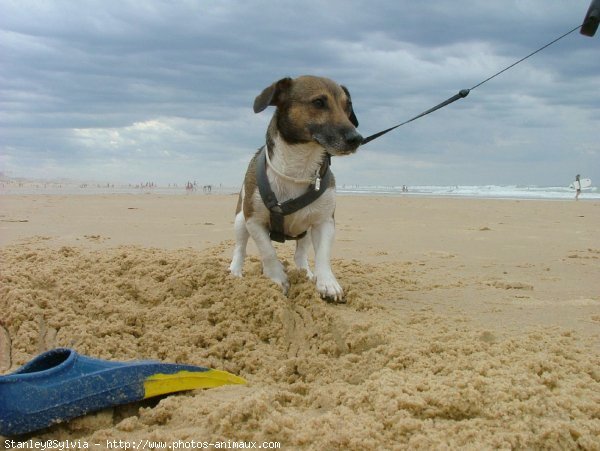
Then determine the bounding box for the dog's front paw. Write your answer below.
[304,268,314,281]
[263,260,290,294]
[315,273,344,302]
[229,263,243,278]
[229,252,245,277]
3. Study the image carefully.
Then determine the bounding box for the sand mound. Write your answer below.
[1,243,599,449]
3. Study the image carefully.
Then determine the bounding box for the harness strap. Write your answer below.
[256,146,332,243]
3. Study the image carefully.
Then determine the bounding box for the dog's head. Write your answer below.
[253,75,362,156]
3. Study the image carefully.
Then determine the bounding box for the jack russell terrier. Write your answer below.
[229,75,362,301]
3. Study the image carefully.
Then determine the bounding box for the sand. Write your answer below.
[0,194,599,450]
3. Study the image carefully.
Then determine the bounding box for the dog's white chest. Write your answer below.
[256,138,335,237]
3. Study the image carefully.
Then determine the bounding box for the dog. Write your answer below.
[229,75,362,301]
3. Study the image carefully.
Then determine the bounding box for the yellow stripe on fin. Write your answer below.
[143,369,246,399]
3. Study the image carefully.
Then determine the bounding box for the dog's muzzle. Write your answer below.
[312,127,363,155]
[343,128,363,148]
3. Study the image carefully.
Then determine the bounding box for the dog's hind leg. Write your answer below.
[229,211,249,277]
[294,231,314,280]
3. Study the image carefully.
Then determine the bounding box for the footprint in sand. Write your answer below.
[487,280,534,291]
[37,316,58,353]
[0,326,11,371]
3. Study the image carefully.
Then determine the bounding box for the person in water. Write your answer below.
[574,174,581,201]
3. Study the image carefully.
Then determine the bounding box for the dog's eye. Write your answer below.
[312,98,326,109]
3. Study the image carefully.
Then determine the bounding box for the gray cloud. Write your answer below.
[1,0,598,186]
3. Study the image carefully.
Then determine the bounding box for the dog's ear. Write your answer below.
[341,85,359,127]
[253,77,293,113]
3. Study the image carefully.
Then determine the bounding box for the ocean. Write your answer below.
[337,184,600,200]
[1,182,598,201]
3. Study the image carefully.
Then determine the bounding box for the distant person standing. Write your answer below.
[574,174,581,201]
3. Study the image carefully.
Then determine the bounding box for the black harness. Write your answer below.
[256,145,332,243]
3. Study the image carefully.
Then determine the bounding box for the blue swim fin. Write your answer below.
[0,348,245,436]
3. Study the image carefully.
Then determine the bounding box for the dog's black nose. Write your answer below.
[344,129,363,147]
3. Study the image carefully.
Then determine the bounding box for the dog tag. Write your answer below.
[314,177,321,191]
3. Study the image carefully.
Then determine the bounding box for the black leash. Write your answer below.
[360,23,583,146]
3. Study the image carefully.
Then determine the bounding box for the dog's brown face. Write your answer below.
[253,75,362,155]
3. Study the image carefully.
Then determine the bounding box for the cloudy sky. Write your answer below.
[1,0,598,187]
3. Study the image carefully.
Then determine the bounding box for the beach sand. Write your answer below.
[1,194,599,449]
